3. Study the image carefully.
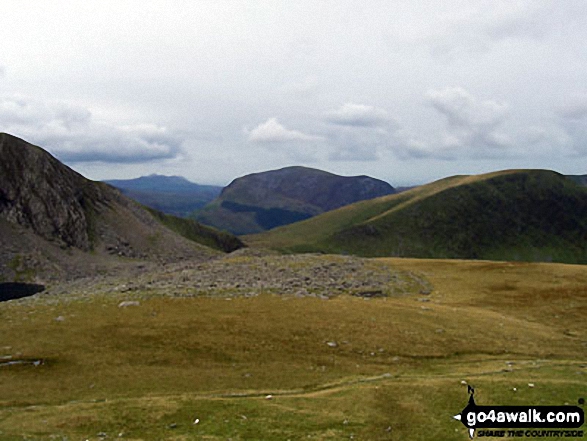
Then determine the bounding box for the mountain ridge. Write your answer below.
[104,174,222,218]
[247,169,587,264]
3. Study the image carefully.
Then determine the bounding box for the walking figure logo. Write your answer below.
[453,385,477,439]
[452,385,584,439]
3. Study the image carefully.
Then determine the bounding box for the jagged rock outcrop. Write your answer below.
[0,133,112,250]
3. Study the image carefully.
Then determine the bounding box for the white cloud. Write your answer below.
[0,95,182,163]
[248,118,323,143]
[323,103,391,128]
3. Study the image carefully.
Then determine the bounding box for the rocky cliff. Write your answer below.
[0,133,242,282]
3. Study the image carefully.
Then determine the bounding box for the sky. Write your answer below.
[1,1,587,187]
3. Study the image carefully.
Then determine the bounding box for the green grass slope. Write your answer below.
[247,170,587,264]
[146,207,244,253]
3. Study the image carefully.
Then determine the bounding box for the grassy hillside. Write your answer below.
[247,170,587,264]
[146,207,244,253]
[1,256,585,440]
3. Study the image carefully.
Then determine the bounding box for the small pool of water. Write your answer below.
[0,282,45,302]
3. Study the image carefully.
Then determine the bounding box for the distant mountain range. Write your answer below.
[0,133,242,282]
[247,169,587,264]
[3,132,587,270]
[104,175,222,218]
[194,166,395,235]
[567,174,587,187]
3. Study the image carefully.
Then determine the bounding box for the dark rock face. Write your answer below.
[0,133,113,250]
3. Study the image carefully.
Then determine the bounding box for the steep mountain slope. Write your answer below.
[195,166,395,235]
[0,133,243,282]
[105,175,221,217]
[247,169,587,264]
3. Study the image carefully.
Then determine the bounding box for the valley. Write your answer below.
[0,255,585,440]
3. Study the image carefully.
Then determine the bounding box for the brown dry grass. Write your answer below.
[0,256,585,440]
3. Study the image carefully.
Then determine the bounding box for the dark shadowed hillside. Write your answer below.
[105,175,222,218]
[0,133,243,282]
[195,166,394,235]
[248,169,587,264]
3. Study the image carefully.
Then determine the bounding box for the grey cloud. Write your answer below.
[329,144,379,162]
[322,103,401,162]
[281,76,320,98]
[427,2,585,59]
[282,144,320,163]
[45,130,182,164]
[387,133,461,161]
[557,102,587,121]
[0,96,183,164]
[555,101,587,155]
[323,103,391,128]
[426,87,511,154]
[487,2,586,42]
[326,125,390,162]
[0,96,93,129]
[522,125,572,156]
[427,87,507,129]
[383,88,515,161]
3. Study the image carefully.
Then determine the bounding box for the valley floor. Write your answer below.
[0,255,586,440]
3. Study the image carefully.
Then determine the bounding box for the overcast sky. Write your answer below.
[1,1,587,186]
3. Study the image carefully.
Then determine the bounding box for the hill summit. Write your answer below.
[195,166,394,235]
